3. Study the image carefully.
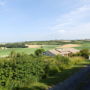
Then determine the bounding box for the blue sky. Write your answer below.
[0,0,90,42]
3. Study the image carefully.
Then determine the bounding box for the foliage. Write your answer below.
[55,55,71,70]
[0,45,58,56]
[0,51,88,90]
[72,49,90,59]
[0,43,27,48]
[35,49,45,56]
[69,57,85,65]
[24,40,88,45]
[80,49,90,59]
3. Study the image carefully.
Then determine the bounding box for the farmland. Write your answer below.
[0,45,59,56]
[0,40,90,56]
[0,40,90,90]
[75,42,90,49]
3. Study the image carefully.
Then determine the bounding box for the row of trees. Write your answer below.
[24,40,78,45]
[0,43,27,48]
[24,40,90,45]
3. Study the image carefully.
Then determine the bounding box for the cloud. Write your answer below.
[80,0,90,2]
[0,1,6,6]
[57,29,66,33]
[50,3,90,39]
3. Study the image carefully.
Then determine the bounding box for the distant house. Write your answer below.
[43,49,60,56]
[43,48,80,56]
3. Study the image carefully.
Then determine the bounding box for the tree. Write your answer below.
[80,49,90,59]
[35,49,45,56]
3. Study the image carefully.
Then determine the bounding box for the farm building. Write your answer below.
[43,48,80,56]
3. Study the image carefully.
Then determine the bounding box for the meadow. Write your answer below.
[0,45,59,56]
[75,42,90,49]
[0,40,90,56]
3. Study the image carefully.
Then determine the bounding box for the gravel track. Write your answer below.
[49,66,90,90]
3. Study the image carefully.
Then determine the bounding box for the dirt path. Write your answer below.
[76,69,90,90]
[49,66,90,90]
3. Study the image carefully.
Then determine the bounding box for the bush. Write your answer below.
[80,49,90,59]
[0,52,85,89]
[72,49,90,59]
[69,56,85,65]
[35,49,45,56]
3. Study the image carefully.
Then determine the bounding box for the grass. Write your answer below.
[75,42,90,50]
[1,41,90,56]
[0,41,90,56]
[30,60,90,90]
[0,48,37,56]
[42,45,59,50]
[0,45,59,56]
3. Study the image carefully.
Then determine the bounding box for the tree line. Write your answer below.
[0,43,27,48]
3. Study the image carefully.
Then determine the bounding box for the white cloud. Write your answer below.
[80,0,90,2]
[50,4,90,39]
[0,1,6,6]
[57,30,66,33]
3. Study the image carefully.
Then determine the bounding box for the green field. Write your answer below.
[75,42,90,49]
[0,41,90,56]
[0,45,59,56]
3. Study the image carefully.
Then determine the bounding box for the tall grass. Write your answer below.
[69,56,85,65]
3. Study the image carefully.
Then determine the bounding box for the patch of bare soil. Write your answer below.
[25,44,44,48]
[59,44,81,48]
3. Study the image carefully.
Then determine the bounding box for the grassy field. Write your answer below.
[0,41,90,56]
[75,42,90,49]
[0,45,59,56]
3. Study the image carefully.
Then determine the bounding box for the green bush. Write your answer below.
[80,49,90,59]
[0,51,85,89]
[55,55,71,70]
[35,49,45,56]
[72,49,90,59]
[69,56,85,65]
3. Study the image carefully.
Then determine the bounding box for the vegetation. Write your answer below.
[35,48,45,56]
[23,40,90,45]
[0,40,90,89]
[0,43,27,48]
[72,49,90,59]
[0,40,90,57]
[0,45,58,56]
[24,40,81,45]
[0,49,89,90]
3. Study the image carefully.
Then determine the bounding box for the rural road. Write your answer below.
[49,66,90,90]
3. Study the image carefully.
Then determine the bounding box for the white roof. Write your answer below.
[49,49,60,55]
[48,48,79,55]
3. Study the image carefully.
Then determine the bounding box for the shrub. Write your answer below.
[55,55,71,71]
[72,49,90,59]
[0,52,85,89]
[35,49,45,56]
[80,49,90,59]
[69,56,85,65]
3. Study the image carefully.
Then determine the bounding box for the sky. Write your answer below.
[0,0,90,42]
